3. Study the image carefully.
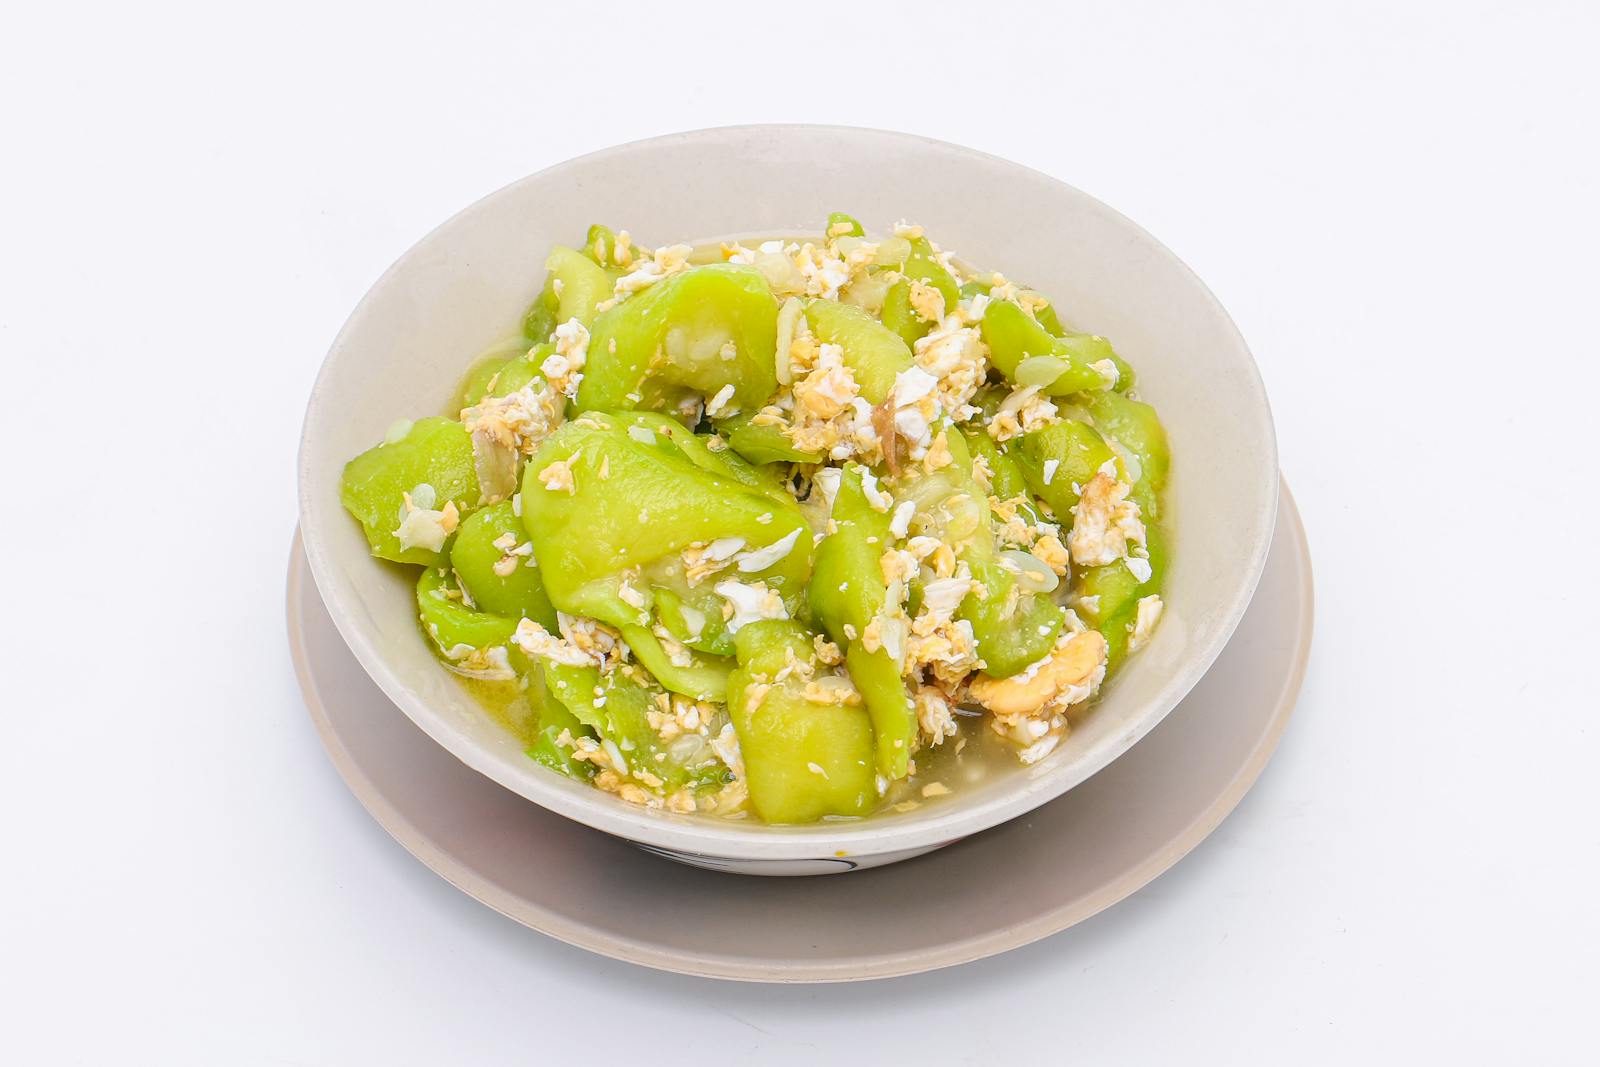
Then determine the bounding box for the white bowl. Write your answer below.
[297,125,1278,875]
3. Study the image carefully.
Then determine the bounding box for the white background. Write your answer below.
[4,2,1596,1063]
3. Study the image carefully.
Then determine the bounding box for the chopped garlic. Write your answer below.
[858,468,895,513]
[714,580,788,633]
[987,384,1059,443]
[919,577,972,618]
[704,383,737,419]
[618,579,648,611]
[678,604,707,640]
[889,500,917,539]
[393,496,459,553]
[735,528,801,573]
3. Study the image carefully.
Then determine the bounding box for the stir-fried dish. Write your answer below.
[340,215,1170,824]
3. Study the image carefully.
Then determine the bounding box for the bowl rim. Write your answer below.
[297,123,1279,860]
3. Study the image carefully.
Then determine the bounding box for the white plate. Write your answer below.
[287,480,1311,982]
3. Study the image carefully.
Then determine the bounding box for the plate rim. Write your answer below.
[286,479,1313,983]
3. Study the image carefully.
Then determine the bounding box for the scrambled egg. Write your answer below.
[986,384,1060,443]
[1129,594,1164,651]
[912,683,959,746]
[889,366,943,460]
[646,690,718,742]
[792,341,858,419]
[542,318,589,399]
[461,378,566,502]
[889,563,982,689]
[912,311,988,421]
[1069,465,1147,567]
[612,243,693,299]
[906,279,946,323]
[813,635,843,665]
[803,676,863,707]
[439,642,516,682]
[969,627,1108,764]
[703,382,737,419]
[1030,532,1071,576]
[512,614,618,669]
[780,331,884,464]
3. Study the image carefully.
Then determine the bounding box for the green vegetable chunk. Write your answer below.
[1073,390,1171,669]
[520,415,812,634]
[1032,298,1067,337]
[1085,391,1170,519]
[415,568,519,654]
[611,411,789,503]
[455,343,547,409]
[545,245,615,327]
[526,687,597,782]
[618,623,733,703]
[727,620,877,823]
[578,264,780,416]
[809,465,916,779]
[1014,419,1119,519]
[1079,527,1168,670]
[880,236,961,347]
[452,347,517,413]
[981,299,1130,395]
[651,586,736,657]
[719,412,824,465]
[906,432,1061,677]
[964,558,1062,678]
[448,500,558,625]
[521,283,559,344]
[541,661,729,793]
[944,434,1062,676]
[961,279,1068,337]
[804,299,912,404]
[960,426,1031,503]
[340,416,480,564]
[584,224,623,268]
[825,212,865,239]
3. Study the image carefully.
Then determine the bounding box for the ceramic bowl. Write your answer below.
[297,125,1277,875]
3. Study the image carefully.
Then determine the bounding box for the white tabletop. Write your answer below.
[5,3,1595,1063]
